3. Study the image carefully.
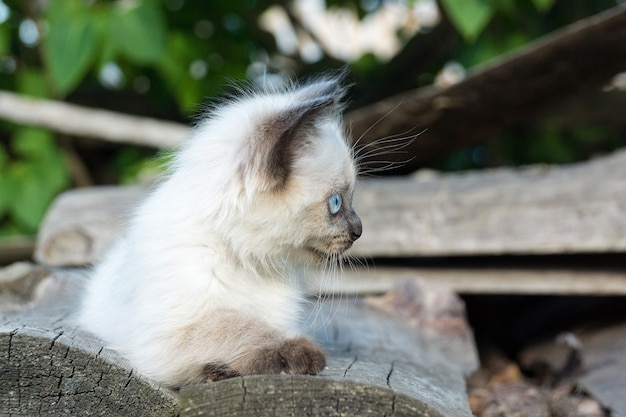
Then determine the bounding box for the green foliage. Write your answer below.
[0,0,619,239]
[110,2,166,65]
[441,0,558,43]
[0,127,69,234]
[440,0,494,43]
[43,2,100,94]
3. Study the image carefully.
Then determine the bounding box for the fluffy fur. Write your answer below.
[77,77,362,388]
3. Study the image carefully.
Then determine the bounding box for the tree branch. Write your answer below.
[0,90,189,148]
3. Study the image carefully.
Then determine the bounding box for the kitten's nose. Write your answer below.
[348,210,362,241]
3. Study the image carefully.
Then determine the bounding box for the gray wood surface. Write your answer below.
[35,148,626,267]
[0,266,178,417]
[330,267,626,295]
[1,264,477,417]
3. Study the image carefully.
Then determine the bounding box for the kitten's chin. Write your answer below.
[304,242,354,263]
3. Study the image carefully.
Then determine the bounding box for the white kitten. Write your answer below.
[77,76,362,388]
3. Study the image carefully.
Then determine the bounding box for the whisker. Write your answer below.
[353,127,423,161]
[351,99,405,151]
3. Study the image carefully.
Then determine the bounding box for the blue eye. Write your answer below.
[328,193,342,215]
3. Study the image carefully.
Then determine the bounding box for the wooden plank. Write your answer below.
[351,147,626,257]
[35,148,626,266]
[34,186,144,266]
[324,267,626,295]
[1,264,477,416]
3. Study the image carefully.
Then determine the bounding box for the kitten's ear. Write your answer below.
[246,78,346,193]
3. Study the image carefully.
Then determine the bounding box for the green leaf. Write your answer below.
[12,127,53,159]
[43,3,99,94]
[440,0,495,43]
[0,22,9,56]
[8,163,53,232]
[7,127,69,232]
[111,2,166,64]
[17,69,49,98]
[13,127,69,189]
[0,145,11,214]
[531,0,557,12]
[0,175,11,215]
[157,32,203,109]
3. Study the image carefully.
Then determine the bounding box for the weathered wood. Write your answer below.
[34,186,144,267]
[0,265,179,417]
[519,323,626,417]
[35,147,626,267]
[0,238,34,265]
[1,264,477,416]
[330,266,626,295]
[349,4,626,172]
[351,147,626,257]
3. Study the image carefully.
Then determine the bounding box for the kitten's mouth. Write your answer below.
[306,240,354,261]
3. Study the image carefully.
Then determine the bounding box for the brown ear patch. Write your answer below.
[247,78,347,193]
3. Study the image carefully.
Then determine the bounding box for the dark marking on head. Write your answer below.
[249,77,348,193]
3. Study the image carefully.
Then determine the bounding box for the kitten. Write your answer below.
[77,76,362,388]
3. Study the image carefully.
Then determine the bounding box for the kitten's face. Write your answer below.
[191,76,362,265]
[290,126,362,262]
[250,120,362,264]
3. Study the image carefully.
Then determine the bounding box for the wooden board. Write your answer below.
[1,264,477,416]
[35,148,626,267]
[327,266,626,295]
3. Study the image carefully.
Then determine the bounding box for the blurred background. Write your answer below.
[0,0,624,243]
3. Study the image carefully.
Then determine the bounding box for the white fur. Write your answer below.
[77,80,357,387]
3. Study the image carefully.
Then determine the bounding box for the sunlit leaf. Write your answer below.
[440,0,495,43]
[531,0,557,12]
[111,2,166,64]
[43,3,99,94]
[8,164,53,232]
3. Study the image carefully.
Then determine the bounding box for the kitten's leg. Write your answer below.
[190,310,326,382]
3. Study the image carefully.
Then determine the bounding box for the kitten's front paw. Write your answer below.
[248,337,326,376]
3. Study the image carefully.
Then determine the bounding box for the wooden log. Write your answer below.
[349,4,626,172]
[0,265,178,417]
[1,263,477,417]
[35,147,626,267]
